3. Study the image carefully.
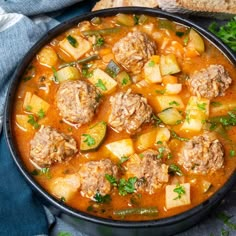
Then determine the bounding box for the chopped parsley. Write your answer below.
[82,134,95,146]
[230,150,235,157]
[105,174,118,187]
[57,232,72,236]
[133,15,139,25]
[95,79,107,91]
[173,184,186,200]
[60,197,66,202]
[27,115,40,129]
[155,89,166,95]
[148,60,155,67]
[118,156,129,168]
[94,192,111,203]
[157,146,165,159]
[152,114,162,126]
[67,35,78,48]
[95,37,105,47]
[217,211,236,230]
[31,167,51,178]
[169,101,180,106]
[38,109,45,119]
[118,177,137,196]
[211,101,222,107]
[51,66,59,83]
[168,164,183,176]
[171,130,189,142]
[197,102,207,111]
[82,68,93,78]
[105,175,137,196]
[121,77,129,85]
[25,105,32,112]
[176,31,185,37]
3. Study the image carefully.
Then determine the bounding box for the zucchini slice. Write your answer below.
[80,121,107,152]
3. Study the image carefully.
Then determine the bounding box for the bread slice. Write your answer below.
[158,0,236,18]
[92,0,159,11]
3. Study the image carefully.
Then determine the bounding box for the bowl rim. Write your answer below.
[4,6,236,228]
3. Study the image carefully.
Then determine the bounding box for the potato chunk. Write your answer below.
[59,35,91,60]
[136,129,157,151]
[37,46,58,67]
[89,68,117,94]
[16,114,32,132]
[23,92,50,115]
[144,59,162,83]
[155,95,185,111]
[49,174,80,201]
[166,183,191,209]
[105,139,134,159]
[160,54,181,76]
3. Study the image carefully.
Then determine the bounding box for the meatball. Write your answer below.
[179,133,224,174]
[56,80,100,126]
[125,149,169,194]
[112,31,157,74]
[188,64,232,99]
[30,126,78,167]
[108,89,153,134]
[79,159,118,198]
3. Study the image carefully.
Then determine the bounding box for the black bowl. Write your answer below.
[4,7,236,236]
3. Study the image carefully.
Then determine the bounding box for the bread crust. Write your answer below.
[92,0,159,11]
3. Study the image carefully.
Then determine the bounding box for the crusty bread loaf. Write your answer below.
[158,0,236,17]
[92,0,159,11]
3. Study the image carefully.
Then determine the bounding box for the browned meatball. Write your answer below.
[30,126,78,167]
[56,80,100,126]
[112,31,157,74]
[79,159,118,198]
[108,89,153,134]
[188,64,232,99]
[179,133,224,174]
[125,149,169,194]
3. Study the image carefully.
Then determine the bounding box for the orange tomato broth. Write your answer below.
[12,14,236,221]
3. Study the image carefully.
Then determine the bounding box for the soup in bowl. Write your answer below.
[5,7,236,236]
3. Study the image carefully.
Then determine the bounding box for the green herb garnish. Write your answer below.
[168,164,183,176]
[197,102,207,111]
[173,183,186,200]
[148,60,155,67]
[94,192,111,203]
[155,89,166,95]
[105,174,118,186]
[211,101,222,107]
[118,177,137,196]
[82,134,95,146]
[27,115,40,129]
[95,79,107,91]
[38,109,45,119]
[95,37,105,47]
[171,130,189,142]
[67,35,78,48]
[169,101,180,106]
[208,17,236,52]
[176,31,185,37]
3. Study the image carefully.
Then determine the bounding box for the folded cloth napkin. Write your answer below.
[0,0,95,235]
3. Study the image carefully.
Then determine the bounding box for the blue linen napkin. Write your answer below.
[0,1,95,235]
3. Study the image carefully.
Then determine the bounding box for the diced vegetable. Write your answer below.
[136,129,157,151]
[49,174,81,200]
[155,127,171,143]
[105,60,121,78]
[37,46,58,67]
[158,108,183,125]
[116,13,135,27]
[59,54,99,69]
[59,35,91,60]
[116,71,132,87]
[202,180,212,193]
[105,139,134,159]
[210,100,236,116]
[155,95,185,111]
[56,66,80,82]
[187,29,205,54]
[144,58,162,83]
[113,207,158,217]
[162,75,178,85]
[16,114,33,132]
[165,183,191,209]
[80,121,107,152]
[23,92,50,115]
[88,68,117,94]
[165,83,182,94]
[160,54,181,76]
[81,27,120,36]
[181,96,210,131]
